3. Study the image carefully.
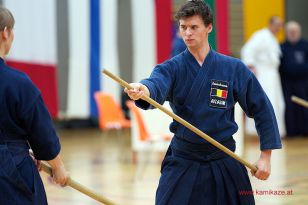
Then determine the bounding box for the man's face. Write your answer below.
[179,15,212,50]
[287,26,301,44]
[271,19,283,35]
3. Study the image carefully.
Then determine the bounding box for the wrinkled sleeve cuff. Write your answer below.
[135,79,157,110]
[32,139,61,161]
[260,143,282,151]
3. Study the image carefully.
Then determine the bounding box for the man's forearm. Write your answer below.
[260,149,272,160]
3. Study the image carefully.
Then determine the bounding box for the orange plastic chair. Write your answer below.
[126,101,172,179]
[126,101,171,142]
[126,101,171,165]
[94,92,131,131]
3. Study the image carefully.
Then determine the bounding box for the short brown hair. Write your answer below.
[0,7,15,31]
[175,0,213,26]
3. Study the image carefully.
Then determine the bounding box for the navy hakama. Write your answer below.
[136,49,282,205]
[0,58,61,204]
[156,137,254,205]
[0,140,48,205]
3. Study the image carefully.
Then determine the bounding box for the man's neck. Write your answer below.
[288,39,300,45]
[188,43,210,66]
[268,27,277,36]
[0,46,6,59]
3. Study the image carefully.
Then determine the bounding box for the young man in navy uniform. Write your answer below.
[0,7,68,204]
[125,1,282,204]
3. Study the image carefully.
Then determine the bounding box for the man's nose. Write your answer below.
[185,28,192,36]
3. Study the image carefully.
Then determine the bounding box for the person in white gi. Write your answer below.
[241,16,286,137]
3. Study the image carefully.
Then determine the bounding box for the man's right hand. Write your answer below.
[124,83,150,100]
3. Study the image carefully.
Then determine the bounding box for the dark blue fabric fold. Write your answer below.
[0,136,47,205]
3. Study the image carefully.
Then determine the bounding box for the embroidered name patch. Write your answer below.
[209,80,229,108]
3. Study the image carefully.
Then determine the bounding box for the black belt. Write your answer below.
[170,136,235,163]
[0,129,29,150]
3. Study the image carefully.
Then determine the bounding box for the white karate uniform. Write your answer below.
[241,28,285,137]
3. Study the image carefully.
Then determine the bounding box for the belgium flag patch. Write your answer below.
[210,80,229,108]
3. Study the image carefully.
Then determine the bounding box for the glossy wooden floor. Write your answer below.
[43,128,308,205]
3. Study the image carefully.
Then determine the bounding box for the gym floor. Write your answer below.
[43,128,308,205]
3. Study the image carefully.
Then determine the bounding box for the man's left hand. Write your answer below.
[251,150,272,180]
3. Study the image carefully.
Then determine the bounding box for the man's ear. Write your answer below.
[2,27,9,39]
[207,24,213,33]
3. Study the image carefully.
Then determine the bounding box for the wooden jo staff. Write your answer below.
[102,69,258,172]
[40,160,116,205]
[291,95,308,108]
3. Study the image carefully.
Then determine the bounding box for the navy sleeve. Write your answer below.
[135,63,174,110]
[20,95,61,160]
[16,77,61,160]
[235,63,282,150]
